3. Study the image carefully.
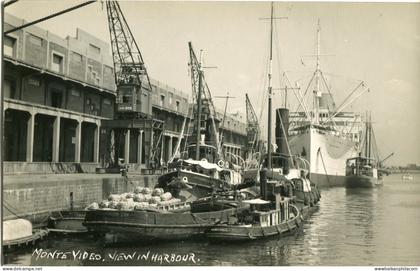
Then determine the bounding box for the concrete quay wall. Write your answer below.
[2,174,159,225]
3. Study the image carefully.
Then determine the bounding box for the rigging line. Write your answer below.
[258,45,270,123]
[203,82,223,158]
[284,72,311,122]
[257,12,273,126]
[273,18,284,105]
[321,82,367,125]
[343,115,358,135]
[317,148,331,186]
[322,72,364,84]
[371,124,381,160]
[319,70,334,104]
[359,120,367,155]
[181,108,194,157]
[3,201,26,219]
[5,0,97,35]
[168,116,187,163]
[325,103,339,132]
[333,81,364,113]
[276,109,295,167]
[3,0,19,7]
[293,71,317,115]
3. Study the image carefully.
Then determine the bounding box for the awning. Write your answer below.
[184,159,222,171]
[242,198,271,205]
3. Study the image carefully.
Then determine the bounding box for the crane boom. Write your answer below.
[106,1,152,89]
[105,1,163,166]
[380,152,394,164]
[188,42,222,159]
[245,93,260,153]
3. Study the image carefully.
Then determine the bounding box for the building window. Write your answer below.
[4,35,16,57]
[29,34,42,46]
[4,79,16,99]
[28,77,41,87]
[71,51,83,62]
[89,44,100,55]
[91,71,97,81]
[51,91,63,108]
[176,100,180,111]
[160,95,165,107]
[103,98,111,105]
[169,93,173,105]
[122,96,130,103]
[71,89,80,97]
[51,53,64,73]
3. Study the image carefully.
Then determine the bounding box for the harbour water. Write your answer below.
[3,173,420,266]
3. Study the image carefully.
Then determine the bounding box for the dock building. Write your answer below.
[2,13,247,174]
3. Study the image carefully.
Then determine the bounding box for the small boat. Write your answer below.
[2,219,49,252]
[47,210,88,234]
[345,112,387,188]
[205,197,302,241]
[82,187,249,242]
[402,174,414,180]
[345,156,382,188]
[83,206,248,242]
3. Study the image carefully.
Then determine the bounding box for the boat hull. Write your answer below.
[205,209,303,241]
[345,175,382,188]
[289,127,359,188]
[83,207,246,242]
[48,210,88,233]
[2,229,48,252]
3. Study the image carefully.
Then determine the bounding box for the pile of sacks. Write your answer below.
[87,187,181,211]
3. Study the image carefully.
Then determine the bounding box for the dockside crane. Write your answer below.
[188,42,222,160]
[105,1,164,166]
[245,93,261,159]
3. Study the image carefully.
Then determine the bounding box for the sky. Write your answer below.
[4,1,420,166]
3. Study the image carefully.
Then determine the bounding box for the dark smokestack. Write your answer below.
[275,108,290,174]
[260,168,268,200]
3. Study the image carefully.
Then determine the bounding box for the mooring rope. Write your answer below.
[317,147,331,186]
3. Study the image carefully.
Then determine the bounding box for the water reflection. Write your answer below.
[3,174,420,266]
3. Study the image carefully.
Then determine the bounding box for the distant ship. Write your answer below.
[288,21,368,187]
[345,112,383,188]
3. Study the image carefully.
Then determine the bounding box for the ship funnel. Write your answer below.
[275,108,290,174]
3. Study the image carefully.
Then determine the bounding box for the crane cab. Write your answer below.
[116,82,152,116]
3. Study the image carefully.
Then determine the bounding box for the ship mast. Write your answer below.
[195,52,204,161]
[313,19,321,125]
[267,2,274,170]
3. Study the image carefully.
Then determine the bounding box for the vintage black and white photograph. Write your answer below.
[1,0,419,268]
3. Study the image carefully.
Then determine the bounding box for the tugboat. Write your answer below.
[205,170,303,241]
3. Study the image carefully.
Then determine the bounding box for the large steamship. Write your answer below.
[287,21,367,187]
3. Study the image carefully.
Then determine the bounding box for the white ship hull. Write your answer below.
[289,126,359,187]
